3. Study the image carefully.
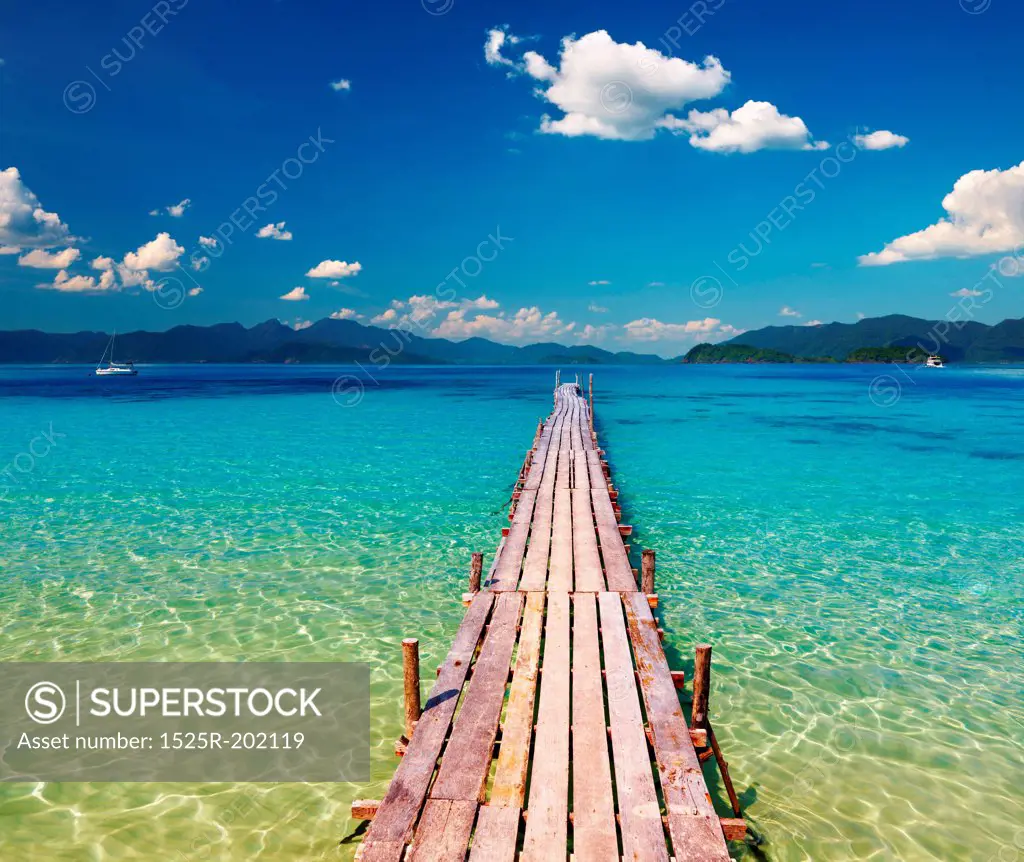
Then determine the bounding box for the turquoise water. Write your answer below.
[0,364,1021,861]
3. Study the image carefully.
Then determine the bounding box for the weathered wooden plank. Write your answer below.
[623,592,730,861]
[407,799,478,862]
[521,591,570,862]
[573,449,591,491]
[489,489,537,591]
[548,488,573,592]
[468,805,520,862]
[432,593,525,801]
[490,592,544,805]
[598,592,670,862]
[586,449,606,490]
[572,593,618,861]
[572,488,604,591]
[592,488,637,592]
[520,446,556,590]
[363,592,495,850]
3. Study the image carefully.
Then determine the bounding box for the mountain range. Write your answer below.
[1,314,1022,364]
[723,314,1024,362]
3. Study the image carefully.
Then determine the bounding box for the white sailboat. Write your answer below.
[95,331,138,376]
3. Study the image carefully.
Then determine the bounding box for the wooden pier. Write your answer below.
[356,377,743,861]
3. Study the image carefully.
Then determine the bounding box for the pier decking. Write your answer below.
[357,380,739,861]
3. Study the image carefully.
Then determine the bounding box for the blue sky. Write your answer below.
[1,0,1022,355]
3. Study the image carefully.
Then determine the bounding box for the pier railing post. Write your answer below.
[402,638,422,740]
[588,373,593,428]
[469,552,483,593]
[691,644,712,729]
[641,548,655,594]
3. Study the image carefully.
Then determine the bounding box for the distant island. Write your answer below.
[682,342,936,364]
[1,313,1022,364]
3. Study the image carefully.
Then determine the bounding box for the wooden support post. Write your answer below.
[351,799,381,821]
[588,373,594,431]
[708,722,742,817]
[641,548,656,594]
[691,643,712,730]
[402,638,421,740]
[469,552,483,593]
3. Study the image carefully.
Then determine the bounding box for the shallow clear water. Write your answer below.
[0,363,1021,861]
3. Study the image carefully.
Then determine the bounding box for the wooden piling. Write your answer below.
[469,553,483,593]
[402,638,422,739]
[641,548,655,594]
[691,644,712,730]
[588,373,594,432]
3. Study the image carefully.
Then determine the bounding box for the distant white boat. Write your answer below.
[925,355,945,368]
[95,332,137,376]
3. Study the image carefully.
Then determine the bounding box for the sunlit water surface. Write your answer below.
[0,364,1021,861]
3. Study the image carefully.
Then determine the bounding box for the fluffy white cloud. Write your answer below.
[859,161,1024,266]
[853,130,909,151]
[950,287,983,297]
[779,306,802,317]
[191,255,208,271]
[18,247,81,269]
[280,286,309,301]
[330,308,359,320]
[660,100,827,153]
[198,235,218,249]
[39,268,117,294]
[370,294,502,329]
[588,303,609,313]
[91,255,114,271]
[291,319,313,330]
[622,317,740,342]
[370,307,399,325]
[306,259,362,279]
[0,167,73,249]
[434,305,576,342]
[256,221,293,241]
[490,29,730,141]
[804,320,823,326]
[575,323,613,342]
[329,79,351,91]
[123,232,184,272]
[188,287,203,297]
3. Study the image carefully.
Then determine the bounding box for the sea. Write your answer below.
[0,363,1021,861]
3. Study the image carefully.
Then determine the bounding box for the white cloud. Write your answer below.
[152,199,190,217]
[0,167,73,249]
[588,303,609,313]
[306,259,363,279]
[856,312,866,320]
[660,100,828,153]
[434,305,576,343]
[280,286,309,301]
[291,319,313,330]
[490,29,730,141]
[371,294,503,329]
[370,307,399,325]
[38,268,117,294]
[576,323,613,342]
[330,308,359,320]
[198,235,218,248]
[188,287,203,297]
[950,287,983,297]
[0,245,21,255]
[779,305,802,317]
[588,279,611,285]
[123,232,184,272]
[191,255,208,271]
[859,161,1024,266]
[853,130,909,151]
[329,79,352,92]
[485,26,521,69]
[804,319,823,327]
[18,247,81,269]
[622,316,737,341]
[91,255,114,271]
[256,221,293,241]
